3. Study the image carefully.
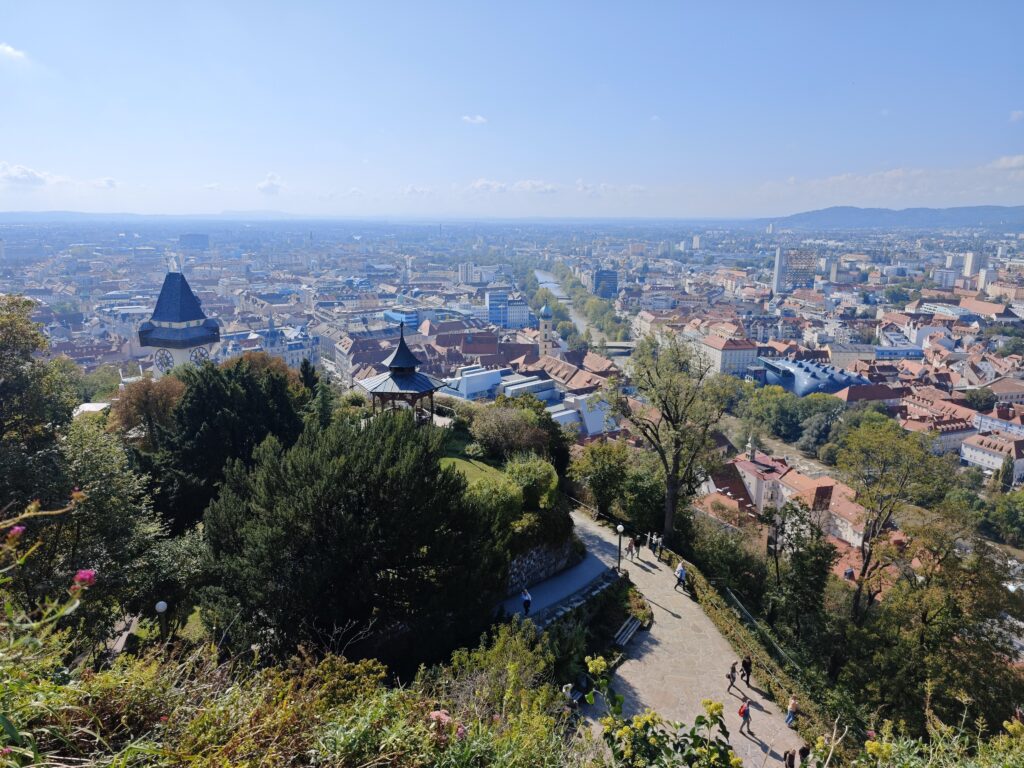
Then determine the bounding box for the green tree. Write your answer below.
[763,502,837,646]
[619,452,666,534]
[203,412,505,661]
[569,439,629,517]
[299,357,319,391]
[999,454,1016,493]
[15,419,167,649]
[147,358,303,531]
[0,295,78,508]
[841,504,1024,732]
[494,393,571,475]
[605,333,736,540]
[505,454,559,511]
[837,420,950,625]
[964,387,997,413]
[739,385,802,441]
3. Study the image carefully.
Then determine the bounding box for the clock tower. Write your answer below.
[138,270,220,379]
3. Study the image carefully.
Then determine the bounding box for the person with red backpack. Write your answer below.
[738,696,753,734]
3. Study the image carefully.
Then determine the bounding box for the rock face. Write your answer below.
[505,537,581,595]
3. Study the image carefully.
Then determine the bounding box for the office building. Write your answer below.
[963,251,987,277]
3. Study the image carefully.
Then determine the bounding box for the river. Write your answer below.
[533,269,607,343]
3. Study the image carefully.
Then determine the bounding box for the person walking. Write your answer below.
[785,694,799,727]
[740,655,752,685]
[632,535,643,560]
[783,749,796,768]
[649,532,658,556]
[674,560,687,591]
[738,696,753,734]
[726,661,738,692]
[625,537,635,561]
[521,588,532,616]
[798,744,810,765]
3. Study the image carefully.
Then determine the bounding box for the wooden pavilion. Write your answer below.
[356,322,445,422]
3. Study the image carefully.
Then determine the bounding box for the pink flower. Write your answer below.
[6,525,25,542]
[456,724,467,740]
[428,709,452,726]
[0,747,11,755]
[71,569,97,591]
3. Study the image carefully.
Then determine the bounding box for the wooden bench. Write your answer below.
[614,616,642,648]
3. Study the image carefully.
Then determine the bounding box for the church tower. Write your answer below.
[538,303,556,357]
[138,270,220,379]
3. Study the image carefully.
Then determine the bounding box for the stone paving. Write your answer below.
[572,511,807,767]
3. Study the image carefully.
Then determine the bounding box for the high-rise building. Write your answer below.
[592,268,619,298]
[485,287,509,325]
[766,222,774,235]
[692,235,701,251]
[772,249,815,293]
[772,248,785,293]
[977,268,990,291]
[963,251,987,277]
[933,267,958,289]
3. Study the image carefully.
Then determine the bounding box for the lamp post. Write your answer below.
[155,600,168,642]
[616,524,625,572]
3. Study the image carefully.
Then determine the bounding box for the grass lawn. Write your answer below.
[441,429,504,483]
[440,456,503,483]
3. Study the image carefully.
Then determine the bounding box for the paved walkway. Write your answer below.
[500,547,612,619]
[571,511,806,766]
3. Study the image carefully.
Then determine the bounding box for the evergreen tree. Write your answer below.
[299,357,319,391]
[148,359,303,531]
[203,412,505,661]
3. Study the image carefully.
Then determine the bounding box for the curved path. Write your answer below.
[571,511,806,766]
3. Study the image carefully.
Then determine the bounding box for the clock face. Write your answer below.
[155,348,174,373]
[189,346,210,364]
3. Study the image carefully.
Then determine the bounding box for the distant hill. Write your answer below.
[771,205,1024,230]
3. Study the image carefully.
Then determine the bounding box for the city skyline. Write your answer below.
[1,1,1022,217]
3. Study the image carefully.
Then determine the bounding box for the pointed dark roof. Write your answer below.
[381,322,421,370]
[151,272,207,323]
[539,303,553,319]
[139,271,220,349]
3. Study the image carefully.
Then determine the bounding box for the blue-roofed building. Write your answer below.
[138,271,220,378]
[760,357,872,397]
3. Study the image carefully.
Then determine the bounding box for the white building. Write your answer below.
[961,431,1024,482]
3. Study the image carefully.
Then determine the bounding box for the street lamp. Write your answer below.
[155,600,168,642]
[616,524,625,572]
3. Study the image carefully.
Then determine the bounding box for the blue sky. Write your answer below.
[1,1,1022,217]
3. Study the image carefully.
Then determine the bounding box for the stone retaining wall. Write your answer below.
[505,536,581,595]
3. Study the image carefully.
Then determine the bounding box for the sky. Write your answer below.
[1,1,1022,218]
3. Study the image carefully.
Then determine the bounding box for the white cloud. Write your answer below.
[467,178,506,193]
[203,181,221,190]
[1010,110,1024,123]
[256,172,284,195]
[461,114,487,125]
[93,177,117,189]
[402,184,436,197]
[0,43,27,62]
[510,179,558,194]
[574,179,616,197]
[990,155,1024,170]
[0,161,60,186]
